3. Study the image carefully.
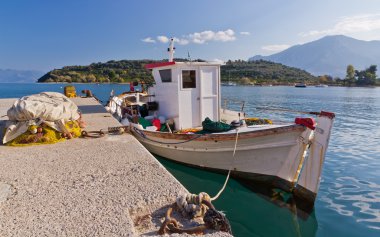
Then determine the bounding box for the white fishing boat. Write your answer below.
[315,84,328,87]
[295,83,307,88]
[108,39,335,206]
[221,81,237,86]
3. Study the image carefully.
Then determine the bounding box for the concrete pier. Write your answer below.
[0,97,230,236]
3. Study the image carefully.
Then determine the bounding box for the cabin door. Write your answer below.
[200,66,219,122]
[180,69,201,128]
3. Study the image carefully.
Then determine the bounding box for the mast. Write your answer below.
[167,38,175,62]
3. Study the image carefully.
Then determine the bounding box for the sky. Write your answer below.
[1,0,380,72]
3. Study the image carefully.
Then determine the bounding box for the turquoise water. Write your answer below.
[0,83,128,105]
[0,83,379,237]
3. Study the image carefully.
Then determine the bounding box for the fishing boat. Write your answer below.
[221,81,237,86]
[108,39,335,206]
[295,83,307,88]
[315,84,328,87]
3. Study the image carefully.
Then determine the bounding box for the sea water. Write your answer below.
[0,83,379,237]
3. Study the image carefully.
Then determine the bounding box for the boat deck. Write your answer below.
[219,124,296,134]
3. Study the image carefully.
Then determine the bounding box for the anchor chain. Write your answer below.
[81,126,130,138]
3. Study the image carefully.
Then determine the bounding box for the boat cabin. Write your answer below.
[145,61,222,130]
[145,40,223,130]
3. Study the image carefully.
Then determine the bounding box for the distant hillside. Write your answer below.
[38,59,317,84]
[38,60,156,83]
[0,69,44,83]
[250,35,380,77]
[222,60,317,84]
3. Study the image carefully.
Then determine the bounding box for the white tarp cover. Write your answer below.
[3,92,80,144]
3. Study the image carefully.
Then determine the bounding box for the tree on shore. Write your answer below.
[345,65,355,86]
[355,65,377,86]
[345,64,377,86]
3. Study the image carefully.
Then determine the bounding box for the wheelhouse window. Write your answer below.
[182,70,196,88]
[159,69,172,83]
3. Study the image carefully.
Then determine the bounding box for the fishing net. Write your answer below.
[2,92,82,146]
[202,117,231,132]
[6,121,82,147]
[245,118,272,126]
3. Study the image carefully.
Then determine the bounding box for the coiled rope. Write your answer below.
[159,198,232,235]
[159,128,239,235]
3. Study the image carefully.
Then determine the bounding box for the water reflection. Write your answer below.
[321,176,380,230]
[156,156,318,237]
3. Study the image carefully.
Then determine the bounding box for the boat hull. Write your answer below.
[131,125,318,202]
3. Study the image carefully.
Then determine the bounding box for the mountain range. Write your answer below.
[250,35,380,77]
[0,69,44,83]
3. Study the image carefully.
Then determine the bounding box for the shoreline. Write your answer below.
[1,81,379,88]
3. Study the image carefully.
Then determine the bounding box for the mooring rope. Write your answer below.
[210,128,240,201]
[133,124,239,201]
[161,128,239,234]
[84,124,239,203]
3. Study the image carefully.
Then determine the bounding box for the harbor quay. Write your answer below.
[0,97,230,236]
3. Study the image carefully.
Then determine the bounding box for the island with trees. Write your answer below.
[221,60,316,85]
[37,59,379,86]
[37,60,156,84]
[37,59,318,85]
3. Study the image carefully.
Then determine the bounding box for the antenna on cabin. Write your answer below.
[167,38,175,62]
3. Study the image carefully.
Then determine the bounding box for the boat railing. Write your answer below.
[220,99,246,123]
[222,98,246,113]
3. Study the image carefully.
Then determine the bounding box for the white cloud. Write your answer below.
[262,44,290,52]
[240,31,250,35]
[190,31,215,44]
[151,29,236,45]
[157,36,169,43]
[210,58,225,64]
[299,14,380,38]
[173,37,189,45]
[188,29,236,44]
[141,37,155,43]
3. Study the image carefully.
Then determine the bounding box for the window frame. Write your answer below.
[181,70,196,89]
[159,69,172,83]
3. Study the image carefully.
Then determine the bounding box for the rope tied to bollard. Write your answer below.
[158,128,239,235]
[158,196,232,235]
